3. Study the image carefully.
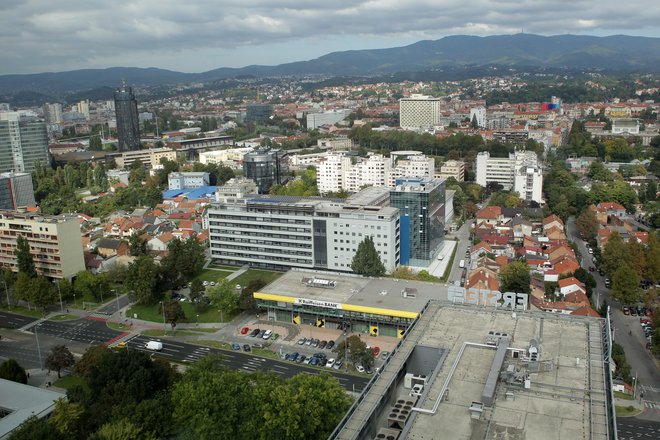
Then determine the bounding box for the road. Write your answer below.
[617,417,660,439]
[97,294,131,315]
[0,311,369,393]
[448,218,473,283]
[566,217,660,404]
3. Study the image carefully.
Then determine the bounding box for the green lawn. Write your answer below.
[127,301,236,324]
[196,270,232,283]
[231,269,282,288]
[616,405,642,417]
[0,305,44,319]
[49,314,79,321]
[614,391,635,400]
[53,375,87,391]
[208,264,240,271]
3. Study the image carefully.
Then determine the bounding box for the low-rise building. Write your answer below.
[168,172,210,190]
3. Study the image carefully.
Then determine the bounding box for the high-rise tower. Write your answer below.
[113,82,140,151]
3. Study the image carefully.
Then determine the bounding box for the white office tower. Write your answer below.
[469,107,486,128]
[399,95,443,130]
[475,150,543,203]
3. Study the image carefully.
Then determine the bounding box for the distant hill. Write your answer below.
[0,34,658,98]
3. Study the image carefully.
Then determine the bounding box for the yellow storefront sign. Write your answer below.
[370,325,379,336]
[293,314,300,325]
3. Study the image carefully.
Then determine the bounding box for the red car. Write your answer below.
[622,307,630,315]
[240,327,250,335]
[372,346,381,357]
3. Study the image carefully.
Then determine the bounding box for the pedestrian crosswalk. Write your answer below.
[644,400,660,410]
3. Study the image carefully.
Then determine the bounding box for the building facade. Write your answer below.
[475,150,543,203]
[438,160,465,182]
[0,211,85,279]
[390,178,445,266]
[168,172,210,190]
[317,151,435,195]
[245,104,273,124]
[0,112,49,174]
[399,95,443,130]
[306,109,351,129]
[243,148,288,193]
[113,84,140,151]
[113,147,176,169]
[0,172,36,209]
[207,195,400,273]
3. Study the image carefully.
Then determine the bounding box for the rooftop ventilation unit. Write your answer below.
[302,277,337,289]
[401,288,417,298]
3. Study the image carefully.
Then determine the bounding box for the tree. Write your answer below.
[31,276,58,311]
[239,278,266,312]
[189,279,205,305]
[96,419,150,440]
[7,415,65,440]
[128,233,147,256]
[15,235,36,277]
[336,335,374,368]
[576,209,599,241]
[48,399,84,438]
[207,282,240,319]
[611,265,640,304]
[601,232,628,276]
[645,233,660,283]
[0,358,28,384]
[499,261,531,294]
[124,256,160,304]
[89,135,102,151]
[163,301,186,328]
[45,345,75,378]
[351,236,386,277]
[471,114,479,129]
[73,345,108,378]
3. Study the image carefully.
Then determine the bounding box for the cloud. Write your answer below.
[0,0,658,74]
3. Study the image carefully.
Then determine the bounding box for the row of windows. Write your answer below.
[210,213,311,226]
[209,221,311,234]
[211,250,311,265]
[210,229,310,242]
[216,236,311,249]
[211,243,312,257]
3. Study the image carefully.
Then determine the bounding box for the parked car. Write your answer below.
[305,338,313,346]
[240,327,250,335]
[252,343,264,349]
[326,340,335,350]
[296,355,305,364]
[325,358,336,368]
[372,346,381,357]
[309,357,319,366]
[243,344,251,352]
[257,330,266,338]
[356,365,365,373]
[231,343,241,350]
[631,308,638,316]
[303,356,312,365]
[311,338,320,347]
[381,351,390,360]
[297,337,307,345]
[623,307,630,315]
[250,328,261,337]
[333,360,343,370]
[319,340,327,349]
[365,365,373,374]
[262,330,273,340]
[288,352,299,362]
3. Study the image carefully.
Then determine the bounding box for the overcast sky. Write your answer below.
[1,0,658,75]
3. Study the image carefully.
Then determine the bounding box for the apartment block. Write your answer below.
[207,195,399,273]
[113,147,177,169]
[437,160,465,182]
[317,151,435,194]
[0,211,85,279]
[475,150,543,203]
[399,95,443,130]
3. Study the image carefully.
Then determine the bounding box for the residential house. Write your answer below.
[597,202,626,217]
[475,206,502,226]
[465,267,500,291]
[96,238,128,258]
[558,277,586,297]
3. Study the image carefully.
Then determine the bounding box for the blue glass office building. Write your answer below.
[390,178,445,266]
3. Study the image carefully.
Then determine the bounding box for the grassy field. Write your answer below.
[127,301,235,324]
[208,264,240,271]
[616,405,642,417]
[0,305,44,319]
[614,391,635,400]
[53,375,87,391]
[50,314,79,321]
[196,270,233,283]
[231,269,282,288]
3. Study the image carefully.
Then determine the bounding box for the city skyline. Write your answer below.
[1,0,659,75]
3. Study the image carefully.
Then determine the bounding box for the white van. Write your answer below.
[145,341,163,351]
[459,259,465,268]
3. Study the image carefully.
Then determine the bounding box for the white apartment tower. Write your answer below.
[399,95,443,130]
[475,150,543,203]
[317,152,435,195]
[469,107,486,128]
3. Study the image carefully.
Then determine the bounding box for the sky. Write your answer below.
[1,0,659,75]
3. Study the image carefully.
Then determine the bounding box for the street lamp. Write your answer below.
[73,292,76,309]
[160,301,166,330]
[56,282,64,313]
[34,323,43,370]
[114,290,120,314]
[196,314,199,327]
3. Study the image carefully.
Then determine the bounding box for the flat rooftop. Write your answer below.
[333,303,613,440]
[258,270,449,314]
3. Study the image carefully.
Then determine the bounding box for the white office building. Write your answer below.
[475,150,543,203]
[306,110,352,129]
[399,95,444,130]
[317,151,435,194]
[168,172,210,190]
[207,195,400,273]
[199,147,254,168]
